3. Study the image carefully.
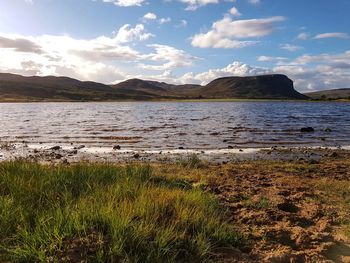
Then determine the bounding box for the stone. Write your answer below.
[300,127,315,132]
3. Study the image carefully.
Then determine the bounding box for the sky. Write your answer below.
[0,0,349,92]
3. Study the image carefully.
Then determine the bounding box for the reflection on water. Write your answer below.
[0,101,349,149]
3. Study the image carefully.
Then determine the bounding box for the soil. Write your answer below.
[207,152,350,262]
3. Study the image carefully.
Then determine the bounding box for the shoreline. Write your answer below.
[1,141,349,164]
[1,98,350,103]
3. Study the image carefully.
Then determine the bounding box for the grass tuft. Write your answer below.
[176,154,203,169]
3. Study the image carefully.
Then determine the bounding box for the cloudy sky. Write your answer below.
[0,0,349,91]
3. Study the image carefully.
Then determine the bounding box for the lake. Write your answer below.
[0,101,349,150]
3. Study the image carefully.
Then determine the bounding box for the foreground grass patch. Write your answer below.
[0,162,243,262]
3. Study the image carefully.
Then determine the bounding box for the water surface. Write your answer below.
[1,101,349,150]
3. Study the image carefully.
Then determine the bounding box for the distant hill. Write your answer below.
[0,73,308,101]
[0,73,158,101]
[304,88,350,100]
[112,79,203,98]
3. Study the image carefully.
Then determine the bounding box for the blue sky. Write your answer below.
[0,0,349,91]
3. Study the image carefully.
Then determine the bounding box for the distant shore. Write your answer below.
[1,97,350,103]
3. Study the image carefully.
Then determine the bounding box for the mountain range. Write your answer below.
[0,72,340,102]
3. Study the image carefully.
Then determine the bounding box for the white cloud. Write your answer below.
[257,56,287,62]
[229,7,241,16]
[191,16,285,48]
[175,20,188,28]
[139,44,198,70]
[159,17,171,24]
[248,0,260,5]
[143,12,157,20]
[178,0,220,10]
[115,24,154,43]
[170,0,259,10]
[292,51,350,65]
[273,51,350,91]
[102,0,145,7]
[297,32,309,40]
[314,32,350,39]
[0,36,42,53]
[178,51,350,92]
[280,43,303,52]
[0,27,197,83]
[142,13,171,25]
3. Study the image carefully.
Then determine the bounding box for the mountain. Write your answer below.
[0,73,158,101]
[201,74,308,99]
[304,88,350,100]
[111,79,176,97]
[112,79,203,98]
[112,74,307,100]
[0,73,308,101]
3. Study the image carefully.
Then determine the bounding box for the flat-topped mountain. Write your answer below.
[202,75,308,99]
[0,73,308,101]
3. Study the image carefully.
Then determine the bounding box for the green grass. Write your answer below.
[0,162,244,263]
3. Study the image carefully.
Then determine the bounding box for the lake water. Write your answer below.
[0,102,349,150]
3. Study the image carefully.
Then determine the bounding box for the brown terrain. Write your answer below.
[206,151,350,262]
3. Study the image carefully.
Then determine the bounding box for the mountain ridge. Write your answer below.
[0,72,309,101]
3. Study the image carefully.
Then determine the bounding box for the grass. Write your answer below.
[0,161,244,263]
[176,154,204,169]
[243,197,272,210]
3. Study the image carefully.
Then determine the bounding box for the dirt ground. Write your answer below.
[207,151,350,262]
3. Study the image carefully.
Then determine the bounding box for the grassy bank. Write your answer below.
[0,161,243,263]
[1,154,349,262]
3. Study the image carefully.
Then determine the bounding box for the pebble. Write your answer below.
[51,146,61,151]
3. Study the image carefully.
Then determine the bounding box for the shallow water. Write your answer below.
[0,101,349,150]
